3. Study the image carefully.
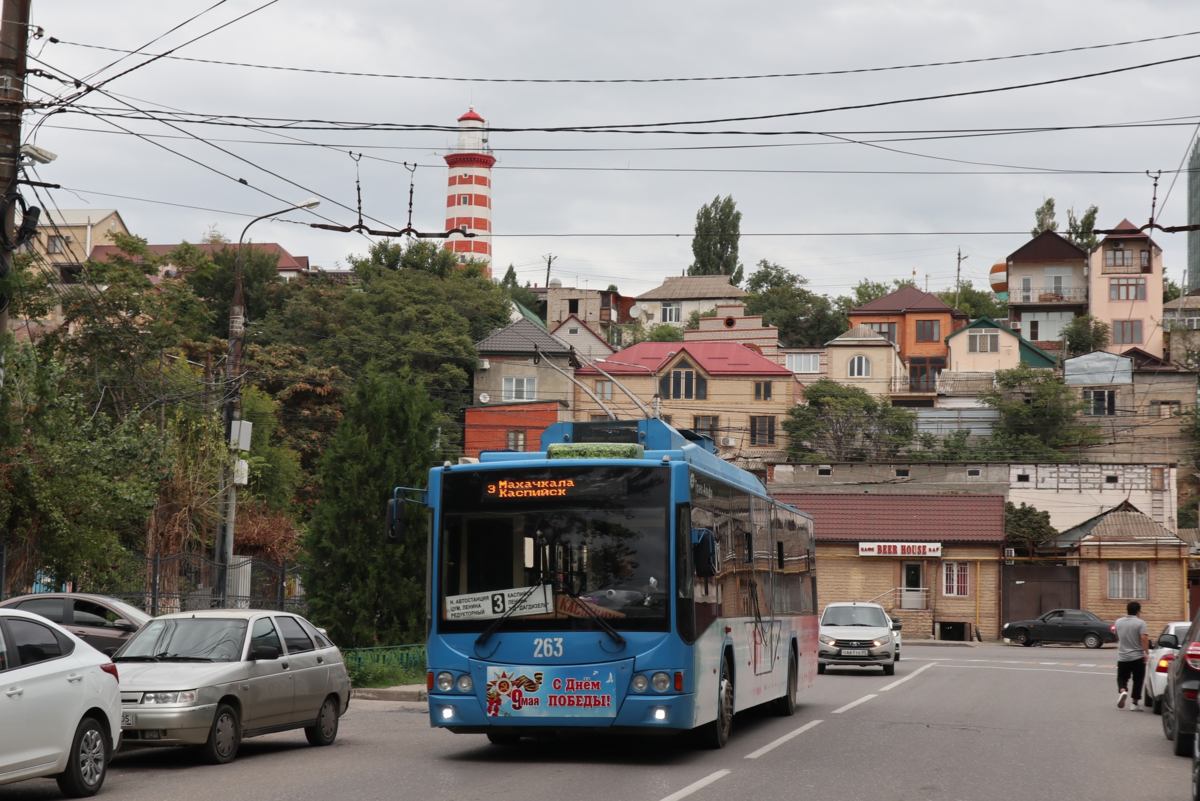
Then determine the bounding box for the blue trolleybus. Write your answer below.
[393,419,818,747]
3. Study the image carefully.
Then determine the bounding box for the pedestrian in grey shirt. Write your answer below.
[1114,600,1150,711]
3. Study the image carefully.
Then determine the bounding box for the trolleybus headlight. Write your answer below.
[456,674,473,692]
[436,672,455,692]
[631,674,649,692]
[651,672,671,692]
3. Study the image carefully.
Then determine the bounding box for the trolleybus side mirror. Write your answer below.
[692,529,718,578]
[385,498,404,546]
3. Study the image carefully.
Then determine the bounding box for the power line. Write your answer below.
[47,28,1200,84]
[51,52,1200,134]
[77,0,231,84]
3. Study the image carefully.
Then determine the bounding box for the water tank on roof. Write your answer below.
[548,278,562,287]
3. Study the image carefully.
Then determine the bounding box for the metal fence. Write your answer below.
[0,544,305,616]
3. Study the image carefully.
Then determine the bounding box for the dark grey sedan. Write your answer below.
[0,593,151,653]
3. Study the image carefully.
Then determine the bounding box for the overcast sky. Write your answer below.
[26,0,1200,298]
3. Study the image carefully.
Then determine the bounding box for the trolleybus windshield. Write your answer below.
[438,465,670,634]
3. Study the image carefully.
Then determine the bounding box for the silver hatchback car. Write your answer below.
[112,610,350,764]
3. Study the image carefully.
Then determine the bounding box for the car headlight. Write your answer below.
[141,690,198,705]
[872,635,892,647]
[456,674,473,692]
[651,672,671,692]
[631,674,649,692]
[436,672,454,692]
[819,634,836,646]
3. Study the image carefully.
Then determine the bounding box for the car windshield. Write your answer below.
[822,606,889,627]
[438,465,671,633]
[114,618,247,662]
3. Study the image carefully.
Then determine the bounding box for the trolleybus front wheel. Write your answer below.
[696,657,734,749]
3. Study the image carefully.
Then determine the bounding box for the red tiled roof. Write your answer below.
[89,242,309,273]
[850,285,967,318]
[1007,230,1088,262]
[774,493,1006,543]
[579,341,792,376]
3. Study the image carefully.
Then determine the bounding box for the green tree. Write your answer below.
[646,323,684,342]
[499,263,542,317]
[688,195,743,286]
[834,277,916,318]
[302,366,438,646]
[936,281,1007,320]
[685,307,718,330]
[1031,198,1098,249]
[241,385,302,514]
[1061,315,1110,357]
[183,241,284,339]
[1032,198,1058,237]
[1005,501,1058,556]
[1165,272,1183,303]
[979,364,1103,458]
[744,260,845,347]
[783,378,917,461]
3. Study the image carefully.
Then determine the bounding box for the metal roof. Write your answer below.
[850,285,968,318]
[579,341,792,376]
[774,492,1006,543]
[1006,230,1089,262]
[474,317,571,355]
[634,275,748,301]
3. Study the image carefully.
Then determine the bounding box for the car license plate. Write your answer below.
[841,649,869,657]
[121,713,134,728]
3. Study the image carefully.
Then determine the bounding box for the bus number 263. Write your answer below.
[533,637,563,658]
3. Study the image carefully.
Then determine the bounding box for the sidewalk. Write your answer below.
[352,683,427,701]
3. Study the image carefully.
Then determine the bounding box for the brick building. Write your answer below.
[462,400,566,458]
[777,493,1005,640]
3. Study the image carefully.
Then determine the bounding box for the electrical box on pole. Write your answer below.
[229,420,253,452]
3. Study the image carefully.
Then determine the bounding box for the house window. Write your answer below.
[658,359,707,400]
[46,235,65,254]
[502,376,536,401]
[968,329,1000,353]
[1112,320,1143,344]
[506,431,526,452]
[943,562,969,597]
[755,381,772,401]
[967,468,981,477]
[1107,561,1148,599]
[915,320,940,342]
[865,322,896,342]
[568,327,579,335]
[459,195,471,206]
[693,415,719,441]
[1028,320,1040,340]
[895,468,910,477]
[848,355,871,378]
[1083,389,1116,416]
[1141,250,1150,268]
[661,302,682,323]
[1106,249,1135,268]
[590,414,609,422]
[749,416,776,446]
[1109,277,1146,301]
[595,380,613,401]
[568,299,579,314]
[1017,474,1030,482]
[1151,400,1181,418]
[660,414,672,425]
[786,353,820,373]
[817,467,832,476]
[1106,475,1119,484]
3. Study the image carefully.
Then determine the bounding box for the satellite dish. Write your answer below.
[629,304,643,318]
[478,393,490,404]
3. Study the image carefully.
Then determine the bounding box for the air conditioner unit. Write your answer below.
[719,436,737,447]
[479,358,490,370]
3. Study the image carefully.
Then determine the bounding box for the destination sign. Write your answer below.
[485,479,577,499]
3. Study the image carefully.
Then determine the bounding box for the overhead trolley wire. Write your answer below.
[47,28,1200,84]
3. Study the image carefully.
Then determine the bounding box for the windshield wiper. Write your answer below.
[554,578,626,647]
[112,655,158,662]
[155,655,217,662]
[476,579,550,647]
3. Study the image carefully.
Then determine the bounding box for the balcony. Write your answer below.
[1007,287,1088,304]
[1101,263,1148,275]
[891,375,938,394]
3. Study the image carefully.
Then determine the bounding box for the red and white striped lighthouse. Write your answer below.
[444,107,495,277]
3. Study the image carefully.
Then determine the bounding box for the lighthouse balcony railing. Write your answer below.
[1001,287,1089,304]
[445,144,494,156]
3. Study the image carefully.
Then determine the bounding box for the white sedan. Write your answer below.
[0,608,121,797]
[1145,620,1190,715]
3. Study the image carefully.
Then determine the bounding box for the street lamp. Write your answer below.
[216,198,321,604]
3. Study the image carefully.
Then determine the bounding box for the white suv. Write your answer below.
[818,602,901,676]
[0,608,122,796]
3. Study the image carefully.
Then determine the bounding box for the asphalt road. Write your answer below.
[2,643,1190,801]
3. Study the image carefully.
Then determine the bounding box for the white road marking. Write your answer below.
[744,720,823,759]
[659,770,732,801]
[934,664,1110,676]
[832,694,878,714]
[1078,663,1097,667]
[879,661,937,691]
[1039,662,1058,665]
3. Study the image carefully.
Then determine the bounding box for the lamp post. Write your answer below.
[215,198,319,604]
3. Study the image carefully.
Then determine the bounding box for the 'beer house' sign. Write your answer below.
[858,542,942,557]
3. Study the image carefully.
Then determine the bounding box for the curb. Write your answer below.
[902,640,977,648]
[352,685,427,702]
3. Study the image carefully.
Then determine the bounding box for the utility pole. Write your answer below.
[0,0,30,393]
[544,253,556,287]
[954,248,968,310]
